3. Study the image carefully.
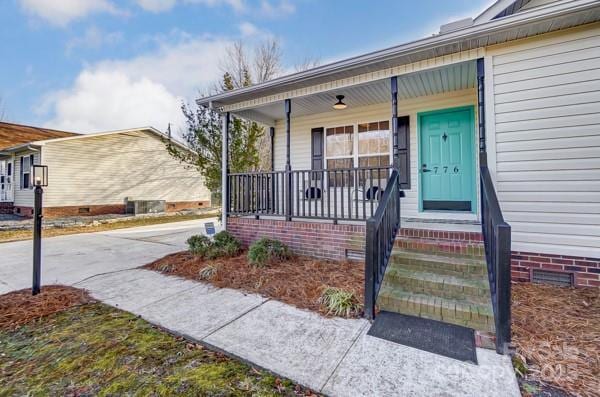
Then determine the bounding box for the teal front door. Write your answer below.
[419,107,475,212]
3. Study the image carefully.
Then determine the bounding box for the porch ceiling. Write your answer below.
[236,61,476,124]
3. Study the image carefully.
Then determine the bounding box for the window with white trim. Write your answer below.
[20,154,34,190]
[326,125,354,185]
[324,120,391,186]
[358,121,390,168]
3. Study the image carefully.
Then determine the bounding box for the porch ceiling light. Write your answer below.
[333,95,347,110]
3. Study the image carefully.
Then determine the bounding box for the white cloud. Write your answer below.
[259,0,294,17]
[238,21,259,37]
[136,0,177,12]
[42,34,231,134]
[19,0,125,26]
[44,71,184,133]
[136,0,245,13]
[187,0,245,12]
[66,26,123,53]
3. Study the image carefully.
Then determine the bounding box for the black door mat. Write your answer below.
[367,311,478,364]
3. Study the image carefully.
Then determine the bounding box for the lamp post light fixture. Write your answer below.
[31,165,48,296]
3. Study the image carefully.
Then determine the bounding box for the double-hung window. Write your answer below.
[20,154,34,190]
[326,125,354,186]
[324,120,391,187]
[358,121,390,168]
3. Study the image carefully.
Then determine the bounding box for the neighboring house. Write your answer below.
[0,122,210,218]
[198,0,600,353]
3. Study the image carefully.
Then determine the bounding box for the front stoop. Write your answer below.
[378,235,496,340]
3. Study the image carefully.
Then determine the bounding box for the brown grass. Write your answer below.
[512,283,600,397]
[0,212,217,243]
[144,251,364,318]
[0,285,94,331]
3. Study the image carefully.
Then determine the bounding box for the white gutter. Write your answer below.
[198,0,599,106]
[0,144,41,154]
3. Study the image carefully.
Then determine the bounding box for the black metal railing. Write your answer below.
[480,166,511,354]
[364,169,401,320]
[227,166,392,222]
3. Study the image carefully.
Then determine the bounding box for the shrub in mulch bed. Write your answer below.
[512,283,600,397]
[144,251,364,318]
[0,285,94,331]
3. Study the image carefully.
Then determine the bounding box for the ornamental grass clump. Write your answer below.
[187,231,241,259]
[319,287,362,318]
[198,264,218,280]
[247,238,291,267]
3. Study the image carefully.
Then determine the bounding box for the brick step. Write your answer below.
[390,250,487,276]
[377,285,496,333]
[395,236,485,259]
[383,265,491,304]
[397,227,482,244]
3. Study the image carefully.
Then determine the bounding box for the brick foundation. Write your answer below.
[165,200,210,212]
[12,201,210,219]
[511,251,600,287]
[41,204,126,218]
[0,202,14,214]
[13,206,34,217]
[227,217,366,260]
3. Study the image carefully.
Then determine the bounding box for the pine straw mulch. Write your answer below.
[512,283,600,397]
[143,251,364,318]
[0,285,94,331]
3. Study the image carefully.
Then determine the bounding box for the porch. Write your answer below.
[214,58,512,354]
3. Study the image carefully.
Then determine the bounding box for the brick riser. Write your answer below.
[394,227,485,258]
[395,237,485,258]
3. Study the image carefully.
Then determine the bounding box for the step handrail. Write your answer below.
[480,165,512,354]
[364,169,402,320]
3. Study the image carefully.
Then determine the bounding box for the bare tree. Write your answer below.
[254,38,282,83]
[219,41,252,90]
[218,38,285,171]
[294,56,321,72]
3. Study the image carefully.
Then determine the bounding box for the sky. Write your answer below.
[0,0,492,135]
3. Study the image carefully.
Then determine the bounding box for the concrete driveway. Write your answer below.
[0,218,219,294]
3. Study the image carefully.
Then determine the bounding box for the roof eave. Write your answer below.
[198,0,599,108]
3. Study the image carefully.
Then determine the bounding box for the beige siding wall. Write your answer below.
[13,150,40,207]
[273,88,478,221]
[40,130,210,207]
[486,24,600,258]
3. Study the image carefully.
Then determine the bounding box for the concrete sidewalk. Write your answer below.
[77,269,520,397]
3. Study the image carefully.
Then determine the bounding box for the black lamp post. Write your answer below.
[31,165,48,295]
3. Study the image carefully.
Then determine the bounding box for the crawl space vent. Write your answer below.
[532,269,574,287]
[346,249,364,261]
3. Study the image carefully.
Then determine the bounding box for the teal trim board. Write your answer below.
[418,106,476,213]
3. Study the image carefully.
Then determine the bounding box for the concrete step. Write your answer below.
[377,284,496,333]
[390,250,487,277]
[383,266,490,304]
[395,236,485,259]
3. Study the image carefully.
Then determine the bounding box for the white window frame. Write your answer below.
[323,118,393,171]
[20,154,34,190]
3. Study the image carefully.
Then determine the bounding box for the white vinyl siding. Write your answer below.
[39,130,210,207]
[487,24,600,258]
[272,88,478,221]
